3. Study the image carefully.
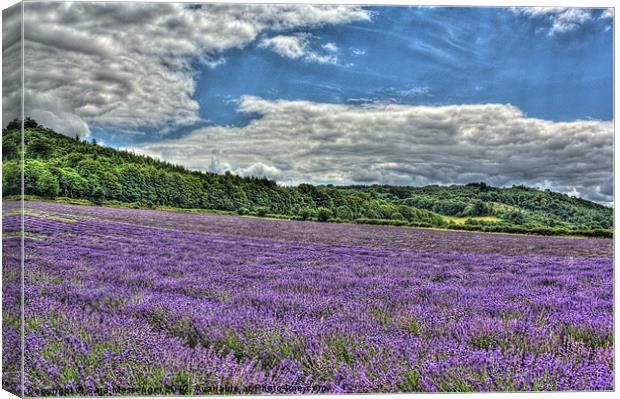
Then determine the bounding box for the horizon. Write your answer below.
[8,120,614,209]
[2,2,613,205]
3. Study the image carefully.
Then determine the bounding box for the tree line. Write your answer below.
[1,122,613,237]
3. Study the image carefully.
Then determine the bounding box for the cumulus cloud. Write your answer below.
[259,34,338,64]
[137,97,613,204]
[240,162,283,180]
[259,34,309,59]
[5,2,370,137]
[516,7,602,36]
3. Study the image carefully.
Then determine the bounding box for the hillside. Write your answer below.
[2,125,613,237]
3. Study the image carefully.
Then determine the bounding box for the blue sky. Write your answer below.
[189,7,612,132]
[85,6,613,146]
[19,3,614,203]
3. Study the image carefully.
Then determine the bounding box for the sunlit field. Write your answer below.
[2,201,613,395]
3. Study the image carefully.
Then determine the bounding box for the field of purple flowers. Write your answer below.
[2,201,613,395]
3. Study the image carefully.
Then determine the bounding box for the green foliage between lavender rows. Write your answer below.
[2,123,613,237]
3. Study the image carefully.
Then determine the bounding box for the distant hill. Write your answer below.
[2,124,613,237]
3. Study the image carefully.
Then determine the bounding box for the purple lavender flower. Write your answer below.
[2,201,613,394]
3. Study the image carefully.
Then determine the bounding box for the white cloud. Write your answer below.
[5,2,370,137]
[138,97,613,204]
[322,42,338,52]
[549,9,593,34]
[207,157,232,176]
[259,34,309,59]
[259,34,338,64]
[239,162,283,180]
[599,9,613,20]
[388,86,432,98]
[516,7,598,36]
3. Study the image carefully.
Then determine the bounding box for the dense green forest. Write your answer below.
[2,122,613,237]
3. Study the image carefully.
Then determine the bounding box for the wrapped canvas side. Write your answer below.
[2,1,24,397]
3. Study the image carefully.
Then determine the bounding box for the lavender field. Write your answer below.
[2,201,614,395]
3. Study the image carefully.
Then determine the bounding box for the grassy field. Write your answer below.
[443,216,503,225]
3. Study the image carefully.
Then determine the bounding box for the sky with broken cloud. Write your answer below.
[2,2,613,204]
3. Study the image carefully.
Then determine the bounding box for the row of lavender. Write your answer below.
[3,202,23,396]
[3,202,614,394]
[25,201,613,258]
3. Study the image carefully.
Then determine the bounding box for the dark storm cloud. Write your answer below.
[2,2,22,128]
